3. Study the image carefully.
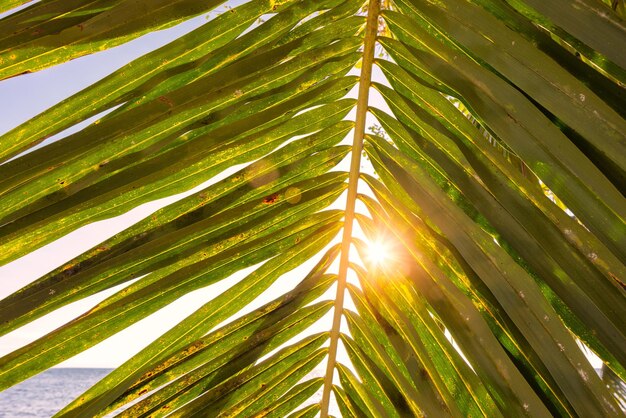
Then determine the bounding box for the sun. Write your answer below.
[364,238,392,267]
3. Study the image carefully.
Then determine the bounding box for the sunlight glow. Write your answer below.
[365,238,392,267]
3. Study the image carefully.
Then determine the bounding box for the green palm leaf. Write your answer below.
[1,0,624,416]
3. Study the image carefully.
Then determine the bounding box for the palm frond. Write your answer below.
[0,0,624,416]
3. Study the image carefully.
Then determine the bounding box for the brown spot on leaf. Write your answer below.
[63,266,78,277]
[263,193,279,204]
[158,96,174,108]
[609,272,626,289]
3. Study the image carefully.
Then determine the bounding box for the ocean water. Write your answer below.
[0,367,328,417]
[0,368,112,418]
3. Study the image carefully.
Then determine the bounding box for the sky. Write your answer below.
[0,2,388,369]
[0,3,267,368]
[0,0,606,403]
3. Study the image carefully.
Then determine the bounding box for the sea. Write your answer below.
[0,368,112,418]
[0,367,329,417]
